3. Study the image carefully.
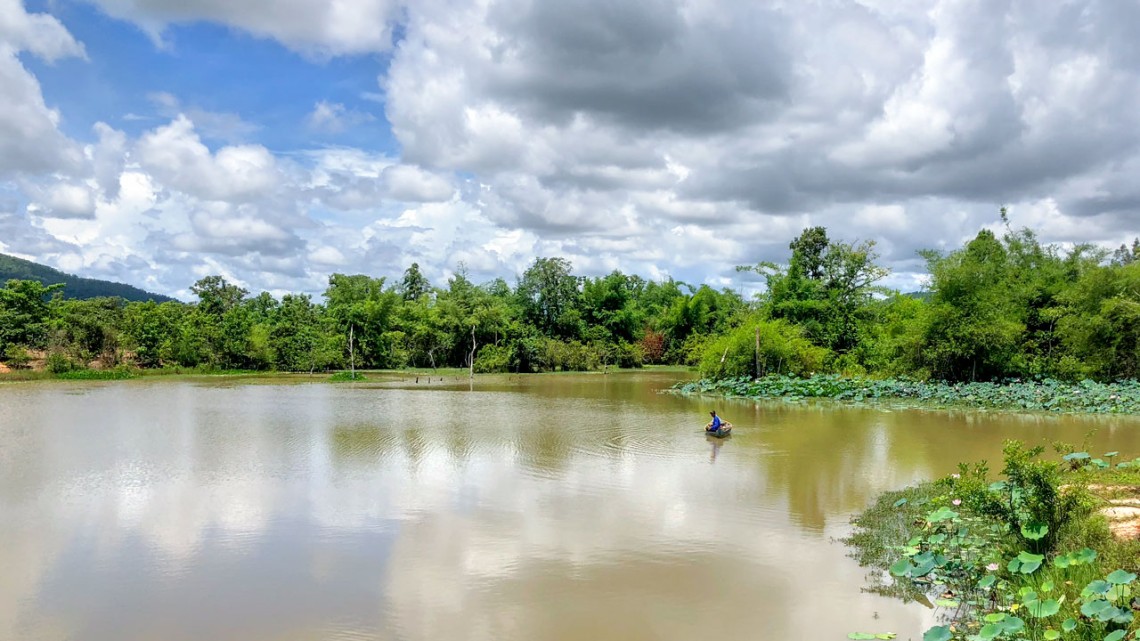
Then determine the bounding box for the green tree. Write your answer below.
[122,301,182,367]
[324,273,401,368]
[190,275,248,318]
[399,262,432,302]
[516,257,581,339]
[0,279,62,354]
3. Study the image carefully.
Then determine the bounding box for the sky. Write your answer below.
[1,0,1139,301]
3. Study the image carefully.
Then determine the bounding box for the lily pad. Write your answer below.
[923,626,951,641]
[1106,569,1137,585]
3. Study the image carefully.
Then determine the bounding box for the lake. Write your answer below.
[3,370,1140,641]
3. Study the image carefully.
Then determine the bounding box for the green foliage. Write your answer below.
[329,371,367,382]
[54,367,136,380]
[954,441,1091,554]
[675,374,1140,414]
[696,319,827,379]
[847,443,1140,641]
[473,344,511,373]
[8,217,1140,386]
[0,279,61,352]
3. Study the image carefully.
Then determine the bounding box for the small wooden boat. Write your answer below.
[705,422,733,438]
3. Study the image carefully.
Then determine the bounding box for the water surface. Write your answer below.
[3,371,1140,641]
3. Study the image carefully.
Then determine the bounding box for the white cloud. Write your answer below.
[135,116,279,202]
[0,0,86,177]
[0,0,86,61]
[306,101,375,134]
[381,164,454,202]
[7,0,1140,299]
[85,0,401,55]
[27,182,96,219]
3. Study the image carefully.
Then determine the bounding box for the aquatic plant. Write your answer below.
[53,367,136,380]
[670,374,1140,415]
[329,371,367,382]
[847,443,1140,641]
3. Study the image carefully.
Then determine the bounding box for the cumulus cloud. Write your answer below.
[134,116,280,202]
[26,182,96,219]
[0,0,86,176]
[84,0,401,55]
[7,0,1140,298]
[379,0,1140,284]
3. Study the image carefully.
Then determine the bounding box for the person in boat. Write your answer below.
[706,410,723,433]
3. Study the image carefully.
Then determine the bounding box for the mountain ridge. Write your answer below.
[0,253,178,303]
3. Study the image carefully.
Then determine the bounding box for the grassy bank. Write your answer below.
[671,375,1140,415]
[844,442,1140,641]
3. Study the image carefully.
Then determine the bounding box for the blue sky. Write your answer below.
[2,0,1140,300]
[23,0,398,153]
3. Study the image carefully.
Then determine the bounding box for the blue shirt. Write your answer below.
[710,415,721,430]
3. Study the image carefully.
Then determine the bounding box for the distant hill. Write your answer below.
[0,253,178,303]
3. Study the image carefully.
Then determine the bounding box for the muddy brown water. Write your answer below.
[3,371,1140,641]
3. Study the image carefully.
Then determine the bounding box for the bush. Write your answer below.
[614,341,644,368]
[951,440,1093,554]
[3,345,31,369]
[473,344,511,373]
[698,318,829,379]
[45,351,77,374]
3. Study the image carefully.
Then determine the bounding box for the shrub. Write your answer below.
[473,344,511,373]
[698,318,828,379]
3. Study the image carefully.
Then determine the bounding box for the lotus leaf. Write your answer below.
[922,626,951,641]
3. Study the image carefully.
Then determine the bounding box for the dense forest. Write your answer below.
[0,253,176,303]
[2,216,1140,382]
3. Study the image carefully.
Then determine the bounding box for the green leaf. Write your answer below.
[1001,616,1025,634]
[848,634,878,640]
[934,599,959,608]
[1081,599,1111,618]
[1105,451,1119,457]
[1043,630,1060,641]
[926,507,959,523]
[1084,580,1112,597]
[892,498,908,508]
[889,558,912,576]
[1018,558,1042,574]
[983,613,1007,623]
[1021,521,1049,541]
[1063,451,1091,461]
[1028,598,1061,617]
[1062,618,1077,632]
[978,623,1002,640]
[1054,554,1071,569]
[1041,579,1055,593]
[1104,631,1125,641]
[978,575,996,589]
[912,559,936,577]
[1078,548,1098,564]
[923,626,951,641]
[1107,569,1137,585]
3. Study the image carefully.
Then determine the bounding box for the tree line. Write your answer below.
[0,258,744,375]
[2,215,1139,382]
